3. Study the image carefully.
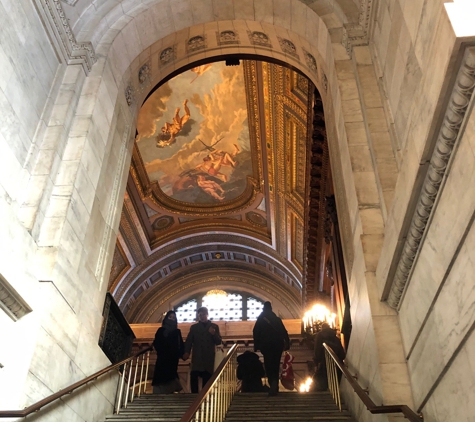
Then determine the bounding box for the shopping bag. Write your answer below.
[280,351,295,390]
[214,346,227,371]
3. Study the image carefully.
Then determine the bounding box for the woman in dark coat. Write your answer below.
[237,351,266,392]
[152,310,185,394]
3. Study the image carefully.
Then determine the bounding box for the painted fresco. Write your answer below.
[136,62,252,204]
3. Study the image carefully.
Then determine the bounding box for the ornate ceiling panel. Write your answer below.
[108,59,323,321]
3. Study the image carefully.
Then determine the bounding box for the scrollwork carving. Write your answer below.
[0,274,32,321]
[387,47,475,308]
[36,0,96,73]
[217,30,239,45]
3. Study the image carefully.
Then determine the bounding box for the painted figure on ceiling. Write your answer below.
[195,144,240,182]
[156,99,191,148]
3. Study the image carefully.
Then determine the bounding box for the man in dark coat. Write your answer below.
[253,301,290,396]
[313,323,346,391]
[183,307,222,393]
[237,351,266,392]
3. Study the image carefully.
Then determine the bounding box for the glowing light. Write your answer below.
[299,377,313,393]
[203,289,228,308]
[302,304,337,334]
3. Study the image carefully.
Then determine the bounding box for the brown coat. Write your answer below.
[185,321,222,374]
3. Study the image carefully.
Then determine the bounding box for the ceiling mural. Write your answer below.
[109,60,326,322]
[136,62,253,204]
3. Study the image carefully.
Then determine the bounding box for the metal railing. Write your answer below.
[115,348,152,413]
[0,346,152,418]
[179,343,239,422]
[323,343,423,421]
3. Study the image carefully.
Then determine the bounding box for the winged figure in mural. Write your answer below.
[156,99,191,148]
[195,144,240,183]
[173,143,241,201]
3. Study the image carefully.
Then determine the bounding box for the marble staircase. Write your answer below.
[224,392,356,422]
[103,394,197,422]
[102,391,356,422]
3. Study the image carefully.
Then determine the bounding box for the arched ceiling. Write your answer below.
[63,0,365,46]
[107,58,332,322]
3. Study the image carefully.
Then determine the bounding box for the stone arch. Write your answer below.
[72,0,354,48]
[32,7,349,285]
[112,233,304,316]
[31,0,372,332]
[128,268,302,323]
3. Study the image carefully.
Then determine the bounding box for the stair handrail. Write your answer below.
[323,343,423,421]
[179,343,239,422]
[0,345,153,418]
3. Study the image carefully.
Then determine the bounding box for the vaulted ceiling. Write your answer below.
[107,59,330,322]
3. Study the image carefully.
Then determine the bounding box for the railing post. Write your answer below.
[124,358,134,408]
[144,351,150,394]
[138,353,145,396]
[115,362,127,414]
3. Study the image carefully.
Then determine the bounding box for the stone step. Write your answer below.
[103,392,357,422]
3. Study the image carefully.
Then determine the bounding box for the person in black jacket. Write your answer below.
[237,351,266,392]
[152,310,185,394]
[313,323,346,391]
[253,301,290,396]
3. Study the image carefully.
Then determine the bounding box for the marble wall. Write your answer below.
[2,0,473,421]
[373,0,475,421]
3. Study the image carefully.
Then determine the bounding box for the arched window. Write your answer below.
[175,291,264,322]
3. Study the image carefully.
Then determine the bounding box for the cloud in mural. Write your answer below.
[136,82,173,141]
[145,65,248,193]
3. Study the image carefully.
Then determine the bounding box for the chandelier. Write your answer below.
[203,289,228,309]
[302,304,336,336]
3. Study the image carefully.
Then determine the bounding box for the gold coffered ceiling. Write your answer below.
[109,60,316,322]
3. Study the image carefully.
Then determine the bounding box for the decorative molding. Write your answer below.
[217,30,240,46]
[0,274,32,321]
[341,23,367,56]
[34,0,96,74]
[302,49,317,74]
[358,0,374,35]
[187,35,207,53]
[125,85,135,107]
[245,211,267,227]
[278,37,299,60]
[387,47,475,309]
[60,0,79,5]
[248,31,272,48]
[152,216,174,231]
[159,46,176,65]
[138,61,151,87]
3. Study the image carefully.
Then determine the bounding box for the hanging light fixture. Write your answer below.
[203,289,228,309]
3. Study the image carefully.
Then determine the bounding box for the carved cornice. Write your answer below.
[387,47,475,309]
[34,0,96,74]
[0,274,32,321]
[341,0,374,56]
[303,89,329,305]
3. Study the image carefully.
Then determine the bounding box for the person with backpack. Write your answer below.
[253,301,290,396]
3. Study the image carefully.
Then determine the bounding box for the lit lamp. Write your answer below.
[203,289,228,309]
[302,304,336,336]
